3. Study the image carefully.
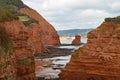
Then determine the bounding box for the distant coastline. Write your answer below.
[57,28,93,36]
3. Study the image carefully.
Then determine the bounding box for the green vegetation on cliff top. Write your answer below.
[0,0,26,16]
[0,0,25,9]
[0,7,18,22]
[0,0,38,25]
[105,16,120,24]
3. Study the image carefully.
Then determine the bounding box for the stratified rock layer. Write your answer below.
[72,35,81,44]
[0,0,60,80]
[28,23,45,53]
[0,20,35,80]
[20,8,60,45]
[60,22,120,80]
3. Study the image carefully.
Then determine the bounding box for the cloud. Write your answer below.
[22,0,120,30]
[111,2,120,13]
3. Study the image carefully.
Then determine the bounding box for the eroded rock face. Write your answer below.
[0,0,60,79]
[60,22,120,80]
[28,23,45,53]
[0,43,16,80]
[0,20,35,80]
[72,35,81,44]
[20,8,60,45]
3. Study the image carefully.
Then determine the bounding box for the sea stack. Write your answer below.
[72,35,81,45]
[59,16,120,80]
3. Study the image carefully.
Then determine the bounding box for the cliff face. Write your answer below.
[28,23,45,53]
[0,34,16,80]
[0,0,60,51]
[20,8,60,45]
[0,20,35,80]
[60,22,120,80]
[0,0,60,79]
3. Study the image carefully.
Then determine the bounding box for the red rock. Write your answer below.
[28,23,45,53]
[0,0,61,80]
[59,22,120,80]
[20,8,60,45]
[0,20,35,80]
[35,59,53,74]
[72,35,81,44]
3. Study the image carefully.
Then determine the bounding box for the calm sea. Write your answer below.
[61,37,87,44]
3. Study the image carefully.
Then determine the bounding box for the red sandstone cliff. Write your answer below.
[28,23,45,53]
[0,0,60,80]
[20,8,60,45]
[0,20,35,80]
[60,22,120,80]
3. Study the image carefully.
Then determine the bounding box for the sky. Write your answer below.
[22,0,120,30]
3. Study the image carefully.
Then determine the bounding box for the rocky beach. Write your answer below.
[35,43,84,80]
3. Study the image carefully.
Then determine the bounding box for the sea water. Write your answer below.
[61,37,87,44]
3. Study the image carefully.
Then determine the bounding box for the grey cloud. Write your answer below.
[22,0,120,30]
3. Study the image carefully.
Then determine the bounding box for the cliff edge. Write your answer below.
[20,7,60,45]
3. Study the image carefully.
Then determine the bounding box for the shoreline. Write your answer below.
[35,43,84,59]
[35,43,84,80]
[47,43,84,46]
